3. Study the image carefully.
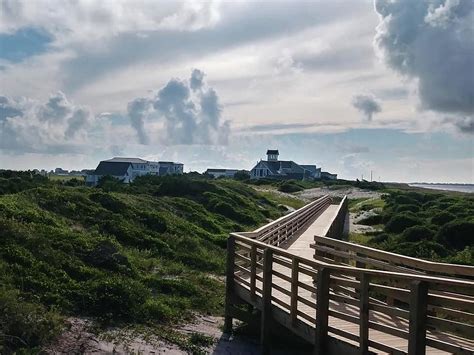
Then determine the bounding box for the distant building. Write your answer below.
[250,150,323,181]
[300,165,322,180]
[321,171,337,180]
[86,157,183,186]
[55,168,68,175]
[205,168,240,178]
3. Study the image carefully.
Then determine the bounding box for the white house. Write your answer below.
[250,150,326,181]
[321,171,338,180]
[86,157,183,185]
[205,168,240,178]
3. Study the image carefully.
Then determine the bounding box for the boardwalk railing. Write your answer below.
[243,195,332,246]
[225,196,474,355]
[312,235,474,279]
[321,195,347,240]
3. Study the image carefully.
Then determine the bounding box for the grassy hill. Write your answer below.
[0,172,285,353]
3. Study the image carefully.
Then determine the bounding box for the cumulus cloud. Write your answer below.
[352,93,382,121]
[374,0,474,130]
[127,98,151,144]
[128,69,230,145]
[442,116,474,134]
[0,92,92,153]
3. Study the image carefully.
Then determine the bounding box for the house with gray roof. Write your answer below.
[205,168,240,178]
[250,150,326,181]
[86,157,183,186]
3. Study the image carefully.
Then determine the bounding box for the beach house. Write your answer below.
[250,150,325,181]
[86,157,183,185]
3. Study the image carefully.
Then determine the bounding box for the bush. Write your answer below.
[393,195,419,206]
[401,225,435,242]
[385,213,421,233]
[391,240,448,259]
[368,233,390,244]
[84,277,149,321]
[395,204,420,213]
[278,182,303,193]
[234,170,250,181]
[155,176,216,197]
[357,214,383,226]
[0,289,63,353]
[431,211,455,226]
[437,221,474,250]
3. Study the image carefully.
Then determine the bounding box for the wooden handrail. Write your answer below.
[226,197,474,354]
[312,235,474,278]
[232,232,474,290]
[230,234,474,353]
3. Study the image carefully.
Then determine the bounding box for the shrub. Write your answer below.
[90,192,128,213]
[357,214,383,226]
[234,170,250,181]
[431,211,455,226]
[369,233,390,244]
[437,221,474,250]
[278,182,303,193]
[393,195,419,206]
[84,277,149,321]
[140,298,174,321]
[390,240,448,259]
[0,289,63,353]
[155,176,216,197]
[385,213,421,233]
[401,225,435,242]
[395,204,420,213]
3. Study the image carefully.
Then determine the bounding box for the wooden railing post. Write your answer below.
[261,248,274,355]
[408,280,428,355]
[359,273,370,354]
[224,235,236,334]
[315,267,330,354]
[250,244,257,300]
[290,257,299,326]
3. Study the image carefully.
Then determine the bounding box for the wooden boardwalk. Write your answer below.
[225,196,474,355]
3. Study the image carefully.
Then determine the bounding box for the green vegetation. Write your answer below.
[258,190,306,210]
[246,177,385,192]
[353,190,474,264]
[0,171,284,353]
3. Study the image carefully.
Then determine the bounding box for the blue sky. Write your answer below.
[0,0,472,183]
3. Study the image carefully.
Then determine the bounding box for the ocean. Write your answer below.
[408,184,474,193]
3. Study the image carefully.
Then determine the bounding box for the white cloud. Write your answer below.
[374,0,474,131]
[0,91,92,153]
[0,0,221,43]
[127,69,230,145]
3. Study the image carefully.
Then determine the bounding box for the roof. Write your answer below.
[104,157,148,164]
[266,149,279,155]
[158,161,183,165]
[261,160,305,175]
[94,161,131,176]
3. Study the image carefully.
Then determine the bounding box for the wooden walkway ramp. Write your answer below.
[224,195,474,355]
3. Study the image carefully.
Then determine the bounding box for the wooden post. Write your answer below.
[359,273,369,354]
[290,257,299,326]
[315,267,330,354]
[250,245,257,300]
[224,235,236,334]
[314,236,324,262]
[261,248,273,355]
[408,280,428,355]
